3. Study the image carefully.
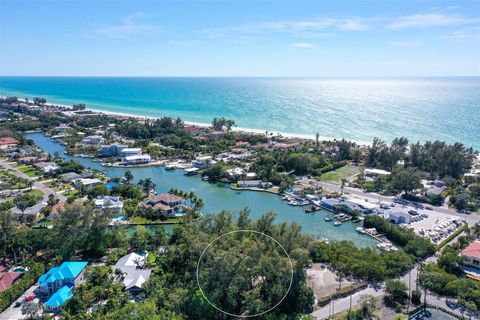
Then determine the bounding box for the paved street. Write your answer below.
[0,284,38,320]
[0,159,66,202]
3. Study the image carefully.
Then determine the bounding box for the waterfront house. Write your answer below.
[192,155,213,169]
[37,261,88,311]
[238,180,262,188]
[364,168,391,177]
[73,178,102,189]
[113,253,152,294]
[94,196,123,214]
[99,144,128,157]
[18,156,44,164]
[59,172,82,183]
[425,186,446,198]
[0,270,23,292]
[121,148,142,158]
[123,154,151,165]
[34,161,59,173]
[388,211,411,224]
[80,135,105,145]
[139,193,183,217]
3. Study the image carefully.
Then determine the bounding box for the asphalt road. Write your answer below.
[0,159,66,202]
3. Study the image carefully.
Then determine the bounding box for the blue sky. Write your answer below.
[1,0,479,76]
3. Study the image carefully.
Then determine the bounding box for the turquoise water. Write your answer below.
[3,77,480,150]
[25,132,377,247]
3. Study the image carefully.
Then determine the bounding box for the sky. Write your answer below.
[0,0,479,77]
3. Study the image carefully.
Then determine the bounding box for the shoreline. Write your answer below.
[8,96,373,147]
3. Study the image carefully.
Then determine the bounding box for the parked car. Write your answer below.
[425,206,433,210]
[408,210,419,216]
[15,297,26,307]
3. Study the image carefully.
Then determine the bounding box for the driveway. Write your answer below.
[0,284,38,320]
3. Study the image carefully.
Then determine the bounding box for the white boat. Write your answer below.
[333,221,342,226]
[288,201,298,206]
[324,215,333,222]
[355,227,365,234]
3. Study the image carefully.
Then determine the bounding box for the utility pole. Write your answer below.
[407,270,411,313]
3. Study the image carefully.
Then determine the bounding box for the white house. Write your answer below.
[113,253,152,294]
[94,196,124,214]
[123,154,151,165]
[73,178,102,189]
[121,148,142,158]
[192,156,213,169]
[80,135,105,145]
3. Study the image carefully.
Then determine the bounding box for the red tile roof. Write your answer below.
[51,202,66,215]
[462,240,480,260]
[0,272,23,292]
[0,137,18,145]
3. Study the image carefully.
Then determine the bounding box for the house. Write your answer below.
[462,241,480,269]
[364,168,391,177]
[37,262,88,295]
[183,126,200,135]
[73,178,102,189]
[320,198,369,214]
[59,172,82,183]
[123,154,151,165]
[272,142,301,150]
[0,271,23,292]
[18,156,42,164]
[238,180,262,188]
[44,285,73,312]
[11,203,47,217]
[94,196,123,214]
[388,212,412,224]
[425,186,445,198]
[51,202,66,216]
[34,161,59,173]
[80,135,105,145]
[99,144,128,157]
[0,137,18,149]
[139,193,183,217]
[120,148,142,158]
[54,124,71,132]
[192,156,213,169]
[113,253,152,294]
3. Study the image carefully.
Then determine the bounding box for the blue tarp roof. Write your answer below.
[44,285,72,307]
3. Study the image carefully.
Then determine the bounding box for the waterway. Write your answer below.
[25,132,378,247]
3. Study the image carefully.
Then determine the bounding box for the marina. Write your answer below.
[25,132,379,248]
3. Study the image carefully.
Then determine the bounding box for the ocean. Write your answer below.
[1,76,479,150]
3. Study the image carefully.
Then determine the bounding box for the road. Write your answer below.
[318,180,480,226]
[0,159,66,202]
[310,233,468,319]
[0,284,38,320]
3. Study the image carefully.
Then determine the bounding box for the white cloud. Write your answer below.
[338,19,368,31]
[389,13,478,29]
[292,42,315,48]
[94,12,161,38]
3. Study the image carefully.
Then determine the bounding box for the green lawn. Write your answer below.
[24,189,44,198]
[18,166,40,177]
[129,216,183,224]
[321,165,361,183]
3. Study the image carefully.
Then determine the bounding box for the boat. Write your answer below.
[333,221,342,226]
[355,227,365,234]
[324,215,333,222]
[184,168,200,176]
[305,205,321,213]
[288,201,298,206]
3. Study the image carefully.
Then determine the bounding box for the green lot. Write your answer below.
[321,165,361,182]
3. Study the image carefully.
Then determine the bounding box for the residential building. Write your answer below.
[80,135,105,145]
[462,241,480,269]
[59,172,82,183]
[192,156,213,169]
[238,180,262,188]
[139,193,183,217]
[0,137,18,149]
[37,261,88,311]
[94,196,124,214]
[123,154,151,165]
[120,148,142,158]
[34,161,59,173]
[0,270,23,292]
[388,212,412,224]
[99,144,128,157]
[11,203,47,217]
[113,253,152,294]
[73,178,102,189]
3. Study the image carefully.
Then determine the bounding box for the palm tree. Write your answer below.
[123,170,134,184]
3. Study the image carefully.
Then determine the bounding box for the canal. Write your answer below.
[26,132,377,247]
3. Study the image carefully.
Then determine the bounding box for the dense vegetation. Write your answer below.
[364,216,435,258]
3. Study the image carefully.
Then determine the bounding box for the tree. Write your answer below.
[21,301,40,319]
[123,170,134,184]
[385,279,408,304]
[411,289,421,305]
[391,167,423,195]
